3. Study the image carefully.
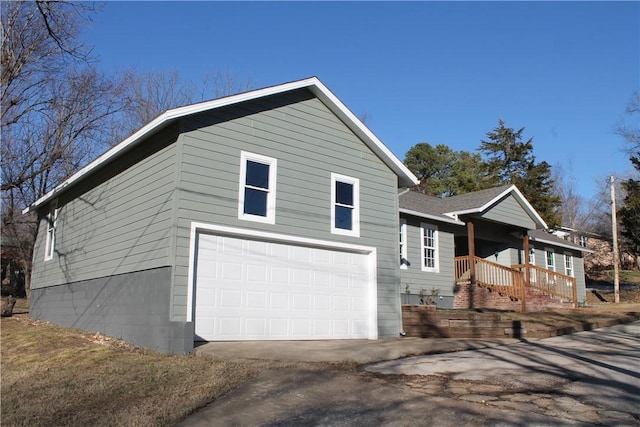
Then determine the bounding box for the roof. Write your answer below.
[24,77,418,214]
[399,185,548,229]
[528,229,594,253]
[398,190,465,225]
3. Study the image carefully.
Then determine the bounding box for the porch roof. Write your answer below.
[399,185,548,230]
[528,229,594,253]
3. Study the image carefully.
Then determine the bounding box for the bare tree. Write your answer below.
[1,1,128,298]
[552,162,588,230]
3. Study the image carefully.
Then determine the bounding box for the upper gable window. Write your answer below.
[44,200,58,261]
[331,173,359,237]
[238,151,277,224]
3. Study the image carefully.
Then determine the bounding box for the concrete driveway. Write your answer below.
[182,322,640,426]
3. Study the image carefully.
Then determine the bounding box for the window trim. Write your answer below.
[330,173,360,237]
[44,199,58,261]
[545,248,555,272]
[399,219,407,269]
[420,223,439,272]
[564,253,574,277]
[238,151,277,224]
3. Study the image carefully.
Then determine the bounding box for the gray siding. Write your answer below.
[30,267,192,354]
[482,195,537,229]
[399,215,459,308]
[31,127,179,289]
[171,91,402,336]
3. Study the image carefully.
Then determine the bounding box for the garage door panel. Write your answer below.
[195,233,373,341]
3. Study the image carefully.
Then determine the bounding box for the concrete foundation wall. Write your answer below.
[30,267,193,354]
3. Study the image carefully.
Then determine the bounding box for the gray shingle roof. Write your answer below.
[399,184,547,229]
[528,229,591,252]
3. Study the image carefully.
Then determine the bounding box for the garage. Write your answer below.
[194,232,376,341]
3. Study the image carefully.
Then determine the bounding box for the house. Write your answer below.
[25,77,592,354]
[24,77,419,354]
[399,186,591,311]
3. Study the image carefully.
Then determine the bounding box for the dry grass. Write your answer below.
[1,314,264,426]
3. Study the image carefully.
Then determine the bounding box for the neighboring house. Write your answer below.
[399,186,591,310]
[553,227,637,272]
[24,77,419,354]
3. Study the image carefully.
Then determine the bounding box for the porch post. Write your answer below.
[467,221,476,284]
[521,233,529,313]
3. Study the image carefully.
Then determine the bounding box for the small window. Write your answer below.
[421,223,438,272]
[545,249,555,272]
[238,151,277,224]
[399,219,407,269]
[331,173,359,236]
[579,236,587,248]
[564,254,574,277]
[44,200,58,261]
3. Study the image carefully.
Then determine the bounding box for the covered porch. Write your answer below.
[453,219,577,312]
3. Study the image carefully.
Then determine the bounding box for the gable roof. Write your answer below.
[25,77,418,214]
[399,185,548,229]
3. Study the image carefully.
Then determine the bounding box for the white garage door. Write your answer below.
[194,233,374,341]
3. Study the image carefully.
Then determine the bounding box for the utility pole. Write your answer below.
[610,176,620,303]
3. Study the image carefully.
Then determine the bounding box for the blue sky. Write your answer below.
[83,1,639,201]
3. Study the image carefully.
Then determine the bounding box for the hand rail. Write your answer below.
[512,264,577,305]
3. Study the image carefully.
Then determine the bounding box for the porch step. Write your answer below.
[402,306,640,339]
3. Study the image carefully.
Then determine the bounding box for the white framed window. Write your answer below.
[545,248,555,272]
[399,219,407,269]
[579,235,587,248]
[238,151,277,224]
[330,173,359,237]
[420,223,438,272]
[44,200,58,261]
[564,253,574,277]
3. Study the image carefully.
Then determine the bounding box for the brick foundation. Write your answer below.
[453,283,574,312]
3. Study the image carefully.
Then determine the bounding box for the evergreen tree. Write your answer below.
[480,120,561,227]
[404,143,491,197]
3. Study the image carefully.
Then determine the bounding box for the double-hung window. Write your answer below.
[44,200,58,261]
[564,253,574,277]
[238,151,277,224]
[399,219,407,269]
[331,173,359,237]
[420,223,438,272]
[545,249,555,272]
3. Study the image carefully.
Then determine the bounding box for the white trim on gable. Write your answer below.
[444,185,548,230]
[24,77,418,214]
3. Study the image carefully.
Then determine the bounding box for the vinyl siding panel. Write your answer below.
[481,195,537,229]
[399,216,457,298]
[171,91,401,335]
[31,128,179,288]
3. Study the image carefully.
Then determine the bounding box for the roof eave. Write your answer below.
[399,208,466,226]
[530,236,594,253]
[443,185,548,230]
[24,77,418,213]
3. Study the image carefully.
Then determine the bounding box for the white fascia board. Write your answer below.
[307,82,419,188]
[24,77,417,213]
[399,208,465,226]
[443,185,548,230]
[24,78,321,214]
[530,236,594,254]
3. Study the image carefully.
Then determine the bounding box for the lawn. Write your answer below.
[1,310,268,426]
[2,291,639,426]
